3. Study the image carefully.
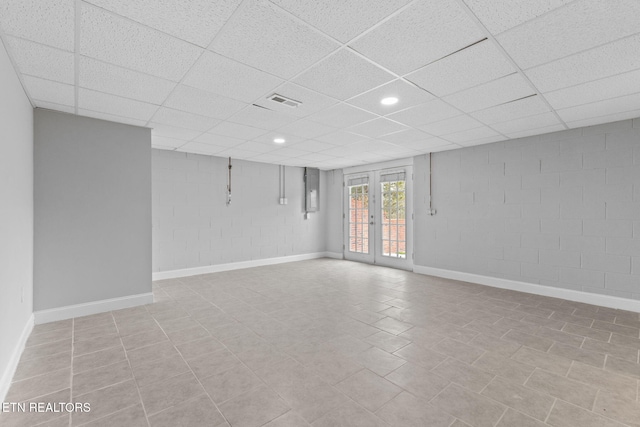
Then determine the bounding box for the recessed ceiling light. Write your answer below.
[380,97,398,106]
[274,138,286,144]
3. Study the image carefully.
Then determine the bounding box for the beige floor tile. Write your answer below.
[30,319,73,335]
[132,353,191,388]
[503,330,553,352]
[535,326,584,347]
[165,325,211,345]
[311,401,387,427]
[138,372,205,416]
[496,408,548,427]
[398,326,446,348]
[0,389,70,427]
[592,320,640,338]
[82,404,147,427]
[176,337,225,360]
[126,340,179,367]
[364,331,411,353]
[116,318,162,338]
[25,327,72,348]
[73,334,122,357]
[304,353,364,385]
[385,362,449,400]
[218,384,290,427]
[74,312,114,331]
[13,351,71,382]
[20,339,72,361]
[371,317,413,335]
[610,333,640,350]
[187,348,243,379]
[525,368,598,409]
[376,392,454,427]
[568,362,637,400]
[481,376,554,421]
[6,368,71,402]
[200,364,262,403]
[511,346,572,376]
[74,322,119,342]
[433,357,494,392]
[468,334,522,358]
[431,383,506,427]
[72,380,140,425]
[72,360,133,396]
[353,347,406,376]
[593,390,640,426]
[548,342,606,368]
[148,395,226,427]
[582,338,640,362]
[336,369,401,412]
[605,355,640,379]
[562,323,610,341]
[430,338,486,364]
[472,351,534,384]
[121,328,168,352]
[264,411,310,426]
[547,400,626,427]
[235,345,294,372]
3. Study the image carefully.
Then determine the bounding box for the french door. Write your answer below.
[343,167,413,270]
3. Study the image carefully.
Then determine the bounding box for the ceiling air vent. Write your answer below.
[267,93,301,108]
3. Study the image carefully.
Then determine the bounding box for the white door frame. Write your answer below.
[343,161,413,271]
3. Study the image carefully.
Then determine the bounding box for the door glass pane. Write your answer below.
[349,183,369,254]
[380,179,406,258]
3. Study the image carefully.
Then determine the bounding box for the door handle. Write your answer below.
[369,221,375,225]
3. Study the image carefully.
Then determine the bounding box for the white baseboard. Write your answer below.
[153,252,332,281]
[325,252,343,260]
[34,293,154,325]
[0,313,34,402]
[414,265,640,313]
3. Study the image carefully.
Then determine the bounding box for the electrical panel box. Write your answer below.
[304,167,320,212]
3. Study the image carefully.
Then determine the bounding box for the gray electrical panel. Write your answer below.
[304,167,320,212]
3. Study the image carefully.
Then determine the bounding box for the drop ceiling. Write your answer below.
[2,0,640,170]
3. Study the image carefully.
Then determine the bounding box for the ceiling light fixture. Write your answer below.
[380,97,398,106]
[274,138,286,144]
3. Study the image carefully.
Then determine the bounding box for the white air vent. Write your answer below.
[267,93,301,108]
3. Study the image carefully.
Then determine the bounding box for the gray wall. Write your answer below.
[324,169,344,255]
[152,149,326,272]
[34,110,152,311]
[0,39,34,397]
[414,118,640,300]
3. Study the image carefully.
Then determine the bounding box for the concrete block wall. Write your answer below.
[414,118,640,300]
[152,149,326,272]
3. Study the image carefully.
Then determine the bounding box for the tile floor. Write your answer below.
[2,258,640,427]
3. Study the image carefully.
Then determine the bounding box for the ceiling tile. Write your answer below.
[151,107,220,131]
[497,0,640,70]
[406,40,515,97]
[307,103,377,128]
[252,82,338,118]
[264,146,311,158]
[392,137,454,151]
[315,131,370,145]
[80,4,202,81]
[471,95,550,124]
[209,0,338,79]
[183,51,283,103]
[150,123,202,141]
[34,101,75,114]
[556,92,640,123]
[565,110,640,129]
[177,141,228,155]
[421,115,484,136]
[22,76,74,107]
[491,111,562,134]
[164,85,246,120]
[444,73,534,112]
[293,49,395,100]
[249,153,289,164]
[348,118,408,138]
[350,0,484,75]
[83,0,242,47]
[386,99,461,127]
[5,37,74,84]
[235,141,279,154]
[544,68,640,110]
[458,135,505,146]
[525,33,640,93]
[228,105,298,130]
[0,0,74,50]
[193,133,247,147]
[151,136,188,149]
[78,109,149,127]
[379,129,435,144]
[208,121,269,140]
[217,147,261,159]
[289,140,336,153]
[79,57,176,105]
[347,79,434,116]
[296,152,337,163]
[251,132,305,145]
[443,126,501,143]
[462,0,573,35]
[506,124,565,139]
[429,144,461,153]
[270,0,412,43]
[78,89,159,121]
[275,119,336,139]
